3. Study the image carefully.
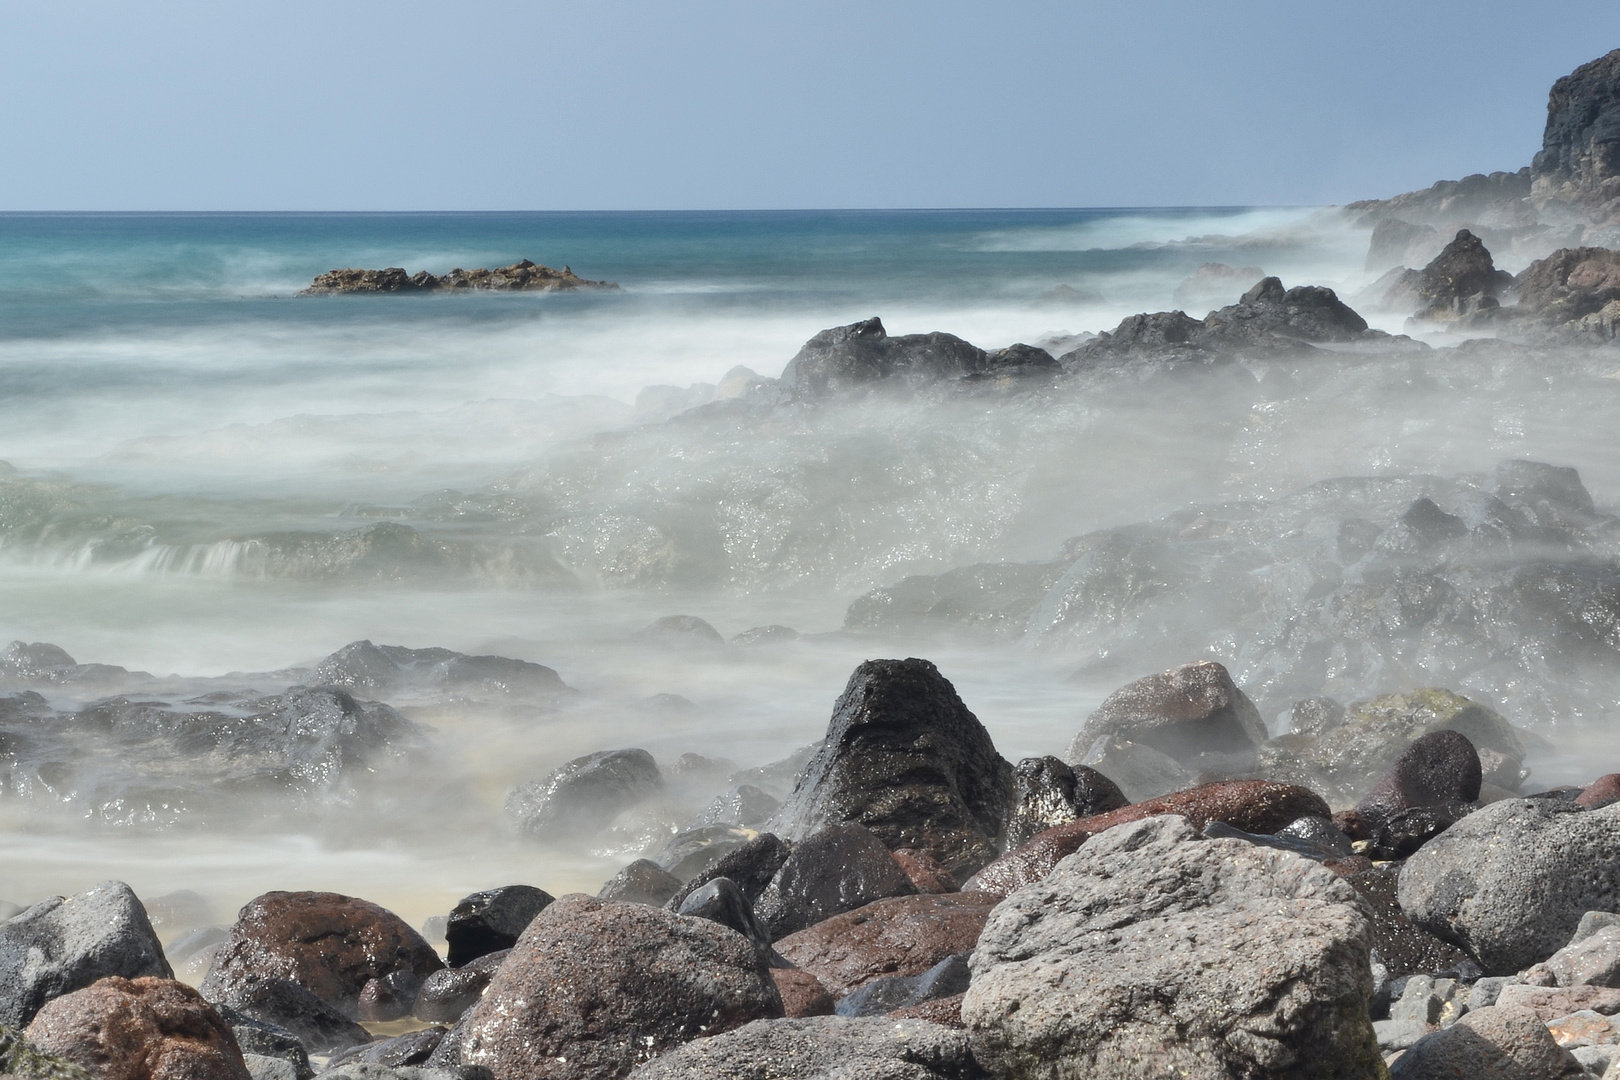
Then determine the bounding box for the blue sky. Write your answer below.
[3,1,1618,210]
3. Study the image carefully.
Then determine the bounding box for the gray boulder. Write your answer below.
[1388,1004,1584,1080]
[1543,925,1620,988]
[0,881,172,1027]
[964,816,1385,1080]
[1398,799,1620,974]
[598,860,683,907]
[626,1016,985,1079]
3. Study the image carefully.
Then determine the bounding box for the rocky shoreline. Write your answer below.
[1,654,1617,1079]
[300,260,618,295]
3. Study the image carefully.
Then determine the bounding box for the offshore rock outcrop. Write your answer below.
[300,260,617,295]
[779,318,1058,399]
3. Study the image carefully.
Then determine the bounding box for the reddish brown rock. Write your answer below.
[1576,773,1620,809]
[770,969,835,1017]
[890,849,959,894]
[200,891,443,1022]
[459,894,781,1079]
[26,977,249,1080]
[772,892,998,999]
[964,780,1331,896]
[1493,983,1620,1021]
[887,992,965,1028]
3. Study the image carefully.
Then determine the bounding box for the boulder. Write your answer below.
[1409,230,1514,321]
[1199,277,1370,346]
[0,881,172,1027]
[412,950,508,1024]
[965,815,1384,1079]
[597,860,682,907]
[964,779,1331,897]
[1495,984,1620,1021]
[505,749,663,840]
[1005,756,1127,848]
[766,659,1014,878]
[888,995,967,1029]
[834,954,971,1018]
[1514,247,1620,324]
[1543,927,1620,988]
[1064,660,1267,777]
[753,824,917,940]
[310,642,566,701]
[444,886,553,967]
[768,970,835,1018]
[346,1029,444,1068]
[301,260,616,295]
[778,318,1046,399]
[1061,310,1207,366]
[689,785,780,829]
[625,1016,985,1080]
[1366,219,1444,273]
[214,1008,311,1080]
[890,849,960,894]
[0,1022,95,1080]
[1334,864,1469,978]
[1578,775,1620,810]
[635,615,724,645]
[201,892,442,1023]
[1388,1004,1584,1080]
[1398,800,1620,974]
[206,978,370,1055]
[458,895,782,1079]
[676,878,773,963]
[26,977,250,1080]
[663,833,792,911]
[773,893,998,1000]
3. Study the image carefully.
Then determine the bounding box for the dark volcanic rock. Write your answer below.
[444,886,553,967]
[779,318,1049,399]
[1337,864,1468,979]
[350,1028,445,1068]
[1533,48,1620,220]
[207,977,371,1054]
[1064,659,1267,777]
[0,1022,96,1080]
[505,748,662,840]
[753,824,917,941]
[597,860,683,907]
[1410,230,1514,321]
[676,878,773,962]
[890,849,960,894]
[626,1016,985,1080]
[26,977,250,1080]
[459,894,782,1080]
[412,950,508,1024]
[1387,1004,1583,1080]
[1199,276,1370,346]
[664,833,793,911]
[214,1007,311,1079]
[774,893,997,1000]
[301,260,617,295]
[1576,773,1620,809]
[766,658,1014,878]
[201,891,442,1024]
[1514,246,1620,323]
[1349,170,1535,232]
[1357,730,1483,817]
[0,881,173,1028]
[312,641,567,702]
[1366,219,1444,273]
[1005,756,1129,849]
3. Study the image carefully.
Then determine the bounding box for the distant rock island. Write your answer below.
[300,259,618,295]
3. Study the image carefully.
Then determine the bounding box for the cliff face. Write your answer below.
[1532,48,1620,222]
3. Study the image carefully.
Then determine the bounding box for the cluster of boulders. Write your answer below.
[299,261,617,295]
[3,655,1615,1079]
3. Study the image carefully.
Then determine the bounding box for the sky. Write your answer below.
[3,1,1619,211]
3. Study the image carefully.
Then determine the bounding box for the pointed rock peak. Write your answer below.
[1240,276,1286,305]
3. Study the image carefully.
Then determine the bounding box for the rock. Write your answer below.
[689,785,780,828]
[1578,775,1620,810]
[301,260,616,295]
[729,625,799,646]
[769,970,835,1018]
[1409,230,1514,321]
[1577,913,1620,945]
[835,954,971,1018]
[0,881,172,1027]
[654,824,757,882]
[964,779,1331,897]
[0,1023,95,1080]
[664,833,793,911]
[444,886,553,967]
[1547,1008,1620,1049]
[635,615,724,645]
[1172,263,1267,309]
[964,815,1384,1079]
[624,1016,985,1080]
[890,849,959,894]
[1069,736,1192,802]
[26,976,250,1080]
[1061,309,1207,365]
[597,861,683,907]
[1388,1004,1585,1079]
[1515,247,1620,327]
[842,563,1069,639]
[1545,928,1620,987]
[1349,169,1534,233]
[1335,864,1468,978]
[778,318,1047,399]
[977,344,1060,382]
[1005,756,1127,848]
[412,951,508,1024]
[887,994,966,1028]
[1065,660,1267,778]
[1350,731,1481,858]
[1479,748,1528,791]
[144,891,212,936]
[1399,800,1620,974]
[201,891,442,1024]
[753,824,917,941]
[1276,815,1355,858]
[1366,219,1445,273]
[352,1029,444,1067]
[505,749,663,840]
[215,1009,311,1080]
[207,978,369,1055]
[773,893,997,1000]
[311,642,567,702]
[242,1054,298,1080]
[1496,984,1620,1021]
[320,1066,472,1080]
[1533,49,1620,220]
[458,895,782,1079]
[1199,276,1371,347]
[766,658,1014,878]
[676,878,773,962]
[1290,697,1348,739]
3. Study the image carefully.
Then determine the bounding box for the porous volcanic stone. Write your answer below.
[444,886,553,967]
[26,977,250,1080]
[1388,1004,1583,1079]
[0,1022,95,1080]
[0,881,172,1027]
[1336,864,1468,979]
[891,849,960,894]
[676,878,772,962]
[1357,730,1483,816]
[412,950,508,1024]
[769,970,835,1018]
[208,978,369,1055]
[774,893,998,1000]
[753,823,917,941]
[1005,756,1127,849]
[664,833,792,911]
[201,891,442,1023]
[766,658,1014,878]
[1578,775,1620,810]
[459,895,781,1080]
[965,815,1384,1080]
[1398,800,1620,974]
[625,1016,985,1080]
[1544,926,1620,988]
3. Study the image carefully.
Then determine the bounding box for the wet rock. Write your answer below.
[505,749,663,840]
[243,1053,297,1080]
[689,784,780,829]
[1337,864,1468,979]
[1201,820,1343,860]
[780,317,1042,399]
[769,970,835,1018]
[458,895,782,1079]
[1544,927,1620,988]
[887,994,967,1028]
[754,823,917,941]
[444,886,553,967]
[767,658,1013,878]
[1199,276,1370,347]
[302,260,615,295]
[1388,1004,1583,1079]
[353,1029,444,1068]
[0,1022,96,1080]
[774,891,995,1001]
[1410,230,1514,321]
[676,878,773,962]
[208,978,369,1055]
[1398,799,1620,974]
[965,815,1384,1079]
[664,833,792,911]
[730,625,799,646]
[1070,736,1192,802]
[625,1016,985,1080]
[214,1009,310,1080]
[890,849,959,894]
[654,824,756,881]
[1361,802,1473,861]
[26,976,250,1080]
[597,860,682,907]
[0,881,172,1027]
[412,950,508,1024]
[1515,247,1620,325]
[1064,660,1267,778]
[1578,775,1620,809]
[1276,815,1355,858]
[635,615,724,645]
[843,563,1068,637]
[964,779,1331,897]
[1005,756,1127,848]
[1366,219,1444,273]
[320,1065,475,1080]
[1533,49,1620,221]
[201,891,442,1024]
[311,641,566,702]
[1290,696,1348,739]
[834,954,971,1018]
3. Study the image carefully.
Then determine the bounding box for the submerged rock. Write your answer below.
[505,748,663,840]
[626,1016,984,1080]
[301,260,617,295]
[766,658,1014,878]
[26,977,250,1080]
